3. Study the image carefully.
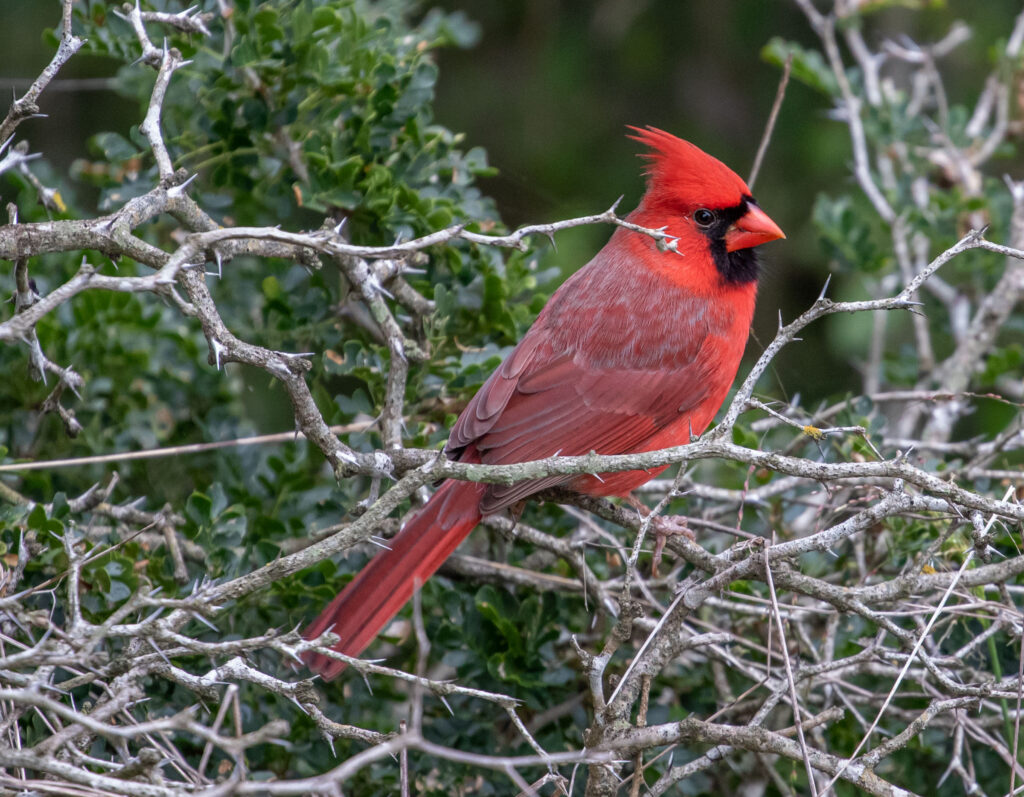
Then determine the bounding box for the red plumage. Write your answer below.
[303,127,784,679]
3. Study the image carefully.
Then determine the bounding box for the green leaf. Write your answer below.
[89,131,140,163]
[762,37,839,96]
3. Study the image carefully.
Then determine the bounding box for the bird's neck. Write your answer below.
[611,219,759,309]
[539,232,757,372]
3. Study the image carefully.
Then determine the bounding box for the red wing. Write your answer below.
[447,333,545,455]
[447,334,712,514]
[445,245,737,514]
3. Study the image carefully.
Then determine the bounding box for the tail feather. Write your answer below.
[303,479,484,680]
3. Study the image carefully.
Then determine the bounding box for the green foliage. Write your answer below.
[1,1,575,792]
[3,2,1023,794]
[812,193,890,273]
[1,0,563,493]
[763,37,839,97]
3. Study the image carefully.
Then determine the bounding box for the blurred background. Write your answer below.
[3,6,1024,792]
[1,0,1021,404]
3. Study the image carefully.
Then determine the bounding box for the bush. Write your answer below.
[1,2,1023,795]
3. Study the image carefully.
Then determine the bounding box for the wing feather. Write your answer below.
[470,351,712,513]
[445,243,745,515]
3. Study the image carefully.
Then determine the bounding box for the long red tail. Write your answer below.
[303,479,484,680]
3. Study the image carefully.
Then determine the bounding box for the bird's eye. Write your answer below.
[693,208,716,227]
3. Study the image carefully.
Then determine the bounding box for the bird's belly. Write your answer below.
[571,464,671,497]
[567,408,715,498]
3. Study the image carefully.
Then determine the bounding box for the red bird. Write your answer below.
[304,127,784,679]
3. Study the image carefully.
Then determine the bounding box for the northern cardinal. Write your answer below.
[304,127,784,679]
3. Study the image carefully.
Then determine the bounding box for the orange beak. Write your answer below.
[724,204,785,252]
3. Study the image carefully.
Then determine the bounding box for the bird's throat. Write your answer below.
[710,242,760,285]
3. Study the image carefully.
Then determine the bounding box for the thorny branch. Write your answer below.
[1,2,1024,796]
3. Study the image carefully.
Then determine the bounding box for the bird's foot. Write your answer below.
[625,495,694,577]
[648,514,693,578]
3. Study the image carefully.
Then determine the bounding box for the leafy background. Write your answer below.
[1,0,1023,794]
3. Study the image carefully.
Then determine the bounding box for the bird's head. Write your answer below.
[627,126,785,285]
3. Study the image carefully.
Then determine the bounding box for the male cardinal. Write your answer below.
[304,127,784,679]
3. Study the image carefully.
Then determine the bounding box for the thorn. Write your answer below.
[334,218,347,235]
[210,337,226,370]
[364,272,393,300]
[146,637,173,668]
[267,359,292,378]
[817,274,832,301]
[609,195,624,214]
[334,446,359,467]
[660,237,680,255]
[167,172,198,197]
[190,612,220,633]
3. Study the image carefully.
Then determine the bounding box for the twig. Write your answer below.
[749,53,793,189]
[0,422,373,473]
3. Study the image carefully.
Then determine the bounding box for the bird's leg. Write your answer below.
[625,494,694,577]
